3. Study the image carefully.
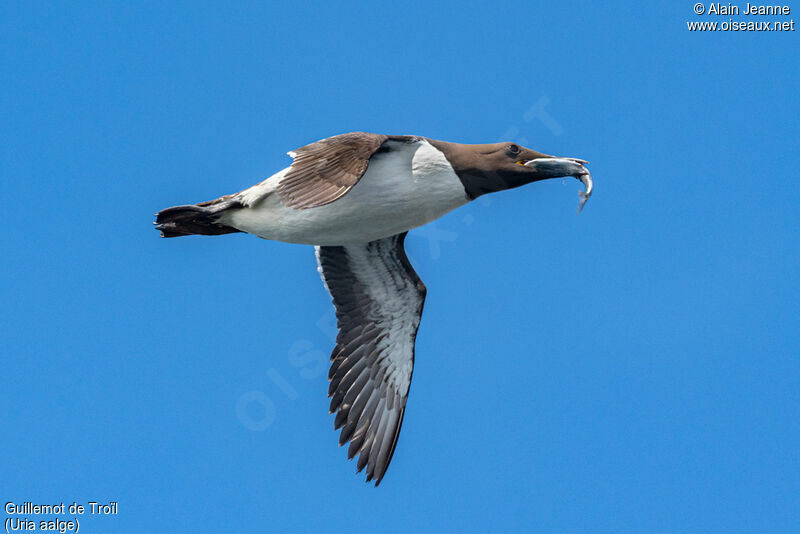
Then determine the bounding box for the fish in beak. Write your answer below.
[525,157,593,213]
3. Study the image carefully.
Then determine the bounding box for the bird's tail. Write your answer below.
[154,196,243,238]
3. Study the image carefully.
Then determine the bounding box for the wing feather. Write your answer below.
[278,133,420,209]
[316,232,426,485]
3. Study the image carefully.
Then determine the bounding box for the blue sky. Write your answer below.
[2,1,798,532]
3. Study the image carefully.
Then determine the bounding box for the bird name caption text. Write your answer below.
[688,4,796,31]
[4,501,118,533]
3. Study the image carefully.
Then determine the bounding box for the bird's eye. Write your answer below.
[507,144,520,155]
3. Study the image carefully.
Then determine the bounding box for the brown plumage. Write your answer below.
[277,133,420,209]
[154,195,243,238]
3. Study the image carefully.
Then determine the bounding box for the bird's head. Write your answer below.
[427,139,592,209]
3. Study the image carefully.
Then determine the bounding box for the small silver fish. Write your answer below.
[525,157,593,213]
[577,168,593,214]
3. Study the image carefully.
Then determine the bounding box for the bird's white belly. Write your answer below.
[225,141,469,245]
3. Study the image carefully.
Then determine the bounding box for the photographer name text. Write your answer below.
[700,3,790,15]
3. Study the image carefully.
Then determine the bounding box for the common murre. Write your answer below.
[155,131,592,485]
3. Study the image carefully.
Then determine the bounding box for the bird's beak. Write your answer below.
[525,157,593,213]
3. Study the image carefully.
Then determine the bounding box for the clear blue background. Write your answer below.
[2,1,798,532]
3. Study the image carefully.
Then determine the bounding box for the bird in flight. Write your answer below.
[155,132,592,485]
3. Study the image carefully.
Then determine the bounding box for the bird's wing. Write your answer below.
[278,132,420,209]
[316,232,426,485]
